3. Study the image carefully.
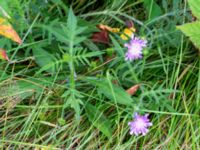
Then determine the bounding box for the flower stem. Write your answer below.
[69,41,75,90]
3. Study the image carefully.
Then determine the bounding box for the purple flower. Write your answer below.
[128,113,152,136]
[124,35,147,61]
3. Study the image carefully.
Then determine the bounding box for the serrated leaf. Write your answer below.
[86,78,133,106]
[42,24,70,43]
[0,17,22,44]
[67,7,77,33]
[0,48,9,61]
[62,90,84,120]
[177,21,200,50]
[67,96,82,120]
[188,0,200,20]
[85,102,112,138]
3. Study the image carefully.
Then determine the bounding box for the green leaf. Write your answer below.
[32,47,57,73]
[0,0,24,19]
[62,90,84,120]
[0,78,45,100]
[85,78,133,106]
[41,24,70,43]
[68,96,82,120]
[16,79,44,99]
[67,7,77,33]
[74,50,103,66]
[0,70,8,80]
[188,0,200,20]
[110,35,124,56]
[143,0,162,20]
[85,102,112,138]
[177,21,200,50]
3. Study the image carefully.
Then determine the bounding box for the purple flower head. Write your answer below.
[124,35,147,61]
[128,113,152,136]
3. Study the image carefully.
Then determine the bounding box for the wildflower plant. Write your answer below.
[1,1,198,149]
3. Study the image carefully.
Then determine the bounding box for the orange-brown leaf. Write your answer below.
[126,84,140,96]
[0,48,9,61]
[98,24,120,33]
[0,18,22,44]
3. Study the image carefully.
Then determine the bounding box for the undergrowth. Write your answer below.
[0,0,199,149]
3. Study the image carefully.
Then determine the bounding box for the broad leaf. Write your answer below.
[85,102,112,138]
[16,79,44,99]
[0,78,45,101]
[16,77,55,99]
[188,0,200,20]
[143,0,162,20]
[177,21,200,50]
[86,78,133,106]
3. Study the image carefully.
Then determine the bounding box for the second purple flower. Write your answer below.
[128,113,152,136]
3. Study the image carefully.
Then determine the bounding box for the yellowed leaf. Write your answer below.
[0,18,22,44]
[0,48,9,61]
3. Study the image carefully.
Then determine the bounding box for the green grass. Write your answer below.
[0,0,200,149]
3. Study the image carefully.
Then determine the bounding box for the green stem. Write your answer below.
[69,41,75,90]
